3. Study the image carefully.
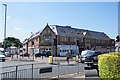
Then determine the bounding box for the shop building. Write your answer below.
[23,24,115,56]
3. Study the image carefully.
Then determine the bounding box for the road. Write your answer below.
[0,60,85,78]
[0,58,99,79]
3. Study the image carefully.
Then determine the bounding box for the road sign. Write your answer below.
[39,67,52,73]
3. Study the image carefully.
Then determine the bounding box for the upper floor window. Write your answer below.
[70,38,76,42]
[48,30,50,33]
[79,38,83,42]
[36,38,38,42]
[44,36,51,41]
[91,39,94,43]
[102,40,105,44]
[60,36,68,42]
[98,40,100,43]
[85,38,90,43]
[112,41,114,44]
[31,40,34,46]
[96,39,100,43]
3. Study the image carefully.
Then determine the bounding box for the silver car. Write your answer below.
[0,52,6,62]
[80,50,102,63]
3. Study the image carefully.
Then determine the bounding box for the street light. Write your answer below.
[3,4,7,53]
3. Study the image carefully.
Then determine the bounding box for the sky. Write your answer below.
[0,2,118,43]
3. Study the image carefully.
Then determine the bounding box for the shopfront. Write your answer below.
[57,45,79,56]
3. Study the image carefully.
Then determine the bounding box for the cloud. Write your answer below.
[14,27,23,31]
[6,16,11,19]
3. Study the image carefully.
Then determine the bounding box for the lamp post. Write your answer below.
[3,4,7,53]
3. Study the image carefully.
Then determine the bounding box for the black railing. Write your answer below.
[0,62,82,79]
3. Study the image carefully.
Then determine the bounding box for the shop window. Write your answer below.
[64,50,67,52]
[60,50,62,52]
[66,50,69,52]
[62,50,65,52]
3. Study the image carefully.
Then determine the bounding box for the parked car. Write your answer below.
[41,51,47,56]
[0,52,6,62]
[5,52,11,57]
[35,51,51,58]
[20,52,23,56]
[20,52,29,57]
[35,52,41,58]
[35,51,46,58]
[45,51,51,57]
[23,53,30,57]
[80,50,102,63]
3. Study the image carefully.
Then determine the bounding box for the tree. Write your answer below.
[2,37,23,49]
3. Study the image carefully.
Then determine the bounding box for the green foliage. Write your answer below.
[77,53,80,55]
[2,37,23,49]
[98,52,120,79]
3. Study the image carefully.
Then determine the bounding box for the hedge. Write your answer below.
[98,52,120,79]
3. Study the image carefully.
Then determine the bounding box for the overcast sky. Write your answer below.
[0,2,118,42]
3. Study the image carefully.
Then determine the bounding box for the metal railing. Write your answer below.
[0,62,83,79]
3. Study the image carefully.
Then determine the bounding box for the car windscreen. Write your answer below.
[95,52,102,55]
[41,51,46,54]
[85,52,94,55]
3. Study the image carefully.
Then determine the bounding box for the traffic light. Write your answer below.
[76,40,79,46]
[53,38,57,45]
[116,35,120,42]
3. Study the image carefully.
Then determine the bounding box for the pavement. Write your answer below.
[6,56,76,63]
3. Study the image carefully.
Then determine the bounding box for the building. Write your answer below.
[24,24,115,56]
[23,31,41,54]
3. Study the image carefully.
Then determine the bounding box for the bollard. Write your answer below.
[57,62,60,78]
[32,64,33,80]
[77,62,79,74]
[49,56,53,64]
[76,55,79,62]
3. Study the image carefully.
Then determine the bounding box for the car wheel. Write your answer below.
[2,59,5,62]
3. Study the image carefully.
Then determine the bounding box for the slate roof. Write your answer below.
[23,30,41,44]
[49,25,111,40]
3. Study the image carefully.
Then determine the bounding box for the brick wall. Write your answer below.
[57,35,115,49]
